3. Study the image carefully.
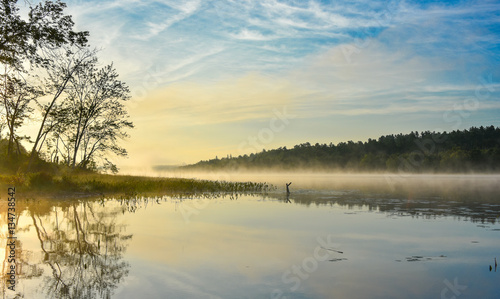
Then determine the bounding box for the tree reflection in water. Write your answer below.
[1,181,499,298]
[1,199,131,299]
[33,200,131,299]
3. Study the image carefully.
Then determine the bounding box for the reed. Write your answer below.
[0,172,275,198]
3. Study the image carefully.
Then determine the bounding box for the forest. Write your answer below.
[180,126,500,173]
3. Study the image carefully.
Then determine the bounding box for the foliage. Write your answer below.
[52,62,133,169]
[1,1,131,172]
[0,0,88,67]
[1,0,88,159]
[181,126,500,173]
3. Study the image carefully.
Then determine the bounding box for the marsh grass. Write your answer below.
[0,171,275,198]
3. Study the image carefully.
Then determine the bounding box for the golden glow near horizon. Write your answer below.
[123,73,305,166]
[60,0,500,170]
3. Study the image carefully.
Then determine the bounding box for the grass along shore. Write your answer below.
[0,171,275,199]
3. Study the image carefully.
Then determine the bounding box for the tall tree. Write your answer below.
[1,0,88,162]
[28,47,95,167]
[1,1,133,173]
[48,61,133,172]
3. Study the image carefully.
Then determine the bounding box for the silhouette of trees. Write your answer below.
[42,59,133,172]
[28,47,96,169]
[183,126,500,173]
[1,76,40,157]
[1,0,88,160]
[0,1,132,173]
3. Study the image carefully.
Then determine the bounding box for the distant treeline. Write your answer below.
[180,126,500,173]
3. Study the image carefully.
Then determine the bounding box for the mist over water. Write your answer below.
[139,169,500,200]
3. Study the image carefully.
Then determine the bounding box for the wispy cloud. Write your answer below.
[141,0,202,40]
[63,0,500,165]
[230,28,275,41]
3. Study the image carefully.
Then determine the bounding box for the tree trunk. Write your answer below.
[6,95,21,157]
[27,77,69,170]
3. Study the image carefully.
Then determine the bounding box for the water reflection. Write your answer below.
[1,199,131,299]
[0,178,499,298]
[285,191,500,225]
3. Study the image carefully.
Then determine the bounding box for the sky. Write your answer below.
[57,0,500,171]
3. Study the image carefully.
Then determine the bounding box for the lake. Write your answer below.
[1,174,500,298]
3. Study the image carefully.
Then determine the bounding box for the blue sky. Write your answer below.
[60,0,500,169]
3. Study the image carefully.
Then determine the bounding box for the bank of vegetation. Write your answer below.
[0,169,273,198]
[180,126,500,173]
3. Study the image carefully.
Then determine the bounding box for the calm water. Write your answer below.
[1,174,500,299]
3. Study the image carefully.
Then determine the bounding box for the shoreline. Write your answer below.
[0,172,274,200]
